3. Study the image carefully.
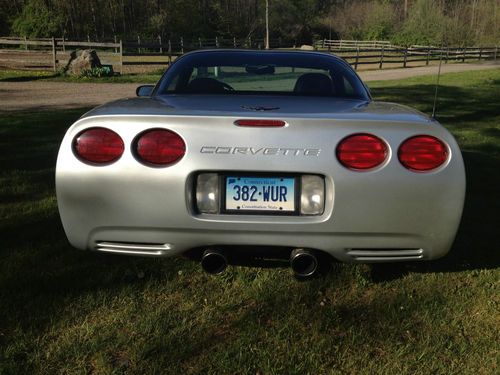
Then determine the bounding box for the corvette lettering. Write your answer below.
[200,146,321,156]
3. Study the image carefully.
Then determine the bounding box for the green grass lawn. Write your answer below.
[0,70,499,374]
[0,69,161,84]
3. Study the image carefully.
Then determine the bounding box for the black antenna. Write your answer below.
[431,45,444,119]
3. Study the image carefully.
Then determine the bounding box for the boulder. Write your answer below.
[300,45,315,51]
[65,49,102,75]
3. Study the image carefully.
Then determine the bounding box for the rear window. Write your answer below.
[156,51,369,100]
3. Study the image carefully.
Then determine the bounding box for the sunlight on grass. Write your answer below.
[0,69,161,84]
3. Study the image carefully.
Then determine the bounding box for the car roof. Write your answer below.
[181,48,345,62]
[174,49,355,77]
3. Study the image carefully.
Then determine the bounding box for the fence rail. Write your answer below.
[316,39,499,70]
[0,37,498,74]
[318,39,393,49]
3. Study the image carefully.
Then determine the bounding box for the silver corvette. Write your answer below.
[56,50,466,277]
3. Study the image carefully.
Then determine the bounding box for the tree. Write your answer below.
[394,0,447,46]
[12,0,63,37]
[1,0,497,46]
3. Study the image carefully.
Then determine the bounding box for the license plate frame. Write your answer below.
[222,174,300,215]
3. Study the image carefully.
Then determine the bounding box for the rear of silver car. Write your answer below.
[56,106,465,273]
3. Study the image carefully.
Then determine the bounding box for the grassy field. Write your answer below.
[0,69,162,84]
[0,69,499,374]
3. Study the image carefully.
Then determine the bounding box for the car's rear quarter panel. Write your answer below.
[56,110,465,262]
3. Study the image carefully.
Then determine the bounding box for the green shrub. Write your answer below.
[393,0,447,46]
[79,67,113,78]
[11,0,62,38]
[363,2,397,41]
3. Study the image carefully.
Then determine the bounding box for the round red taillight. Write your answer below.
[336,134,388,170]
[135,129,186,166]
[398,135,448,172]
[73,127,124,164]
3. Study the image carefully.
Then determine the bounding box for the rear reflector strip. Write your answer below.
[347,248,424,261]
[234,119,286,127]
[96,241,171,256]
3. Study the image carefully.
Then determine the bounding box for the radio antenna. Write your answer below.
[431,45,444,119]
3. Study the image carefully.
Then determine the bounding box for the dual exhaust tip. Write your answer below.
[200,249,228,275]
[200,248,318,277]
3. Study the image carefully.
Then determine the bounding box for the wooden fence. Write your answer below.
[318,39,393,49]
[315,39,499,70]
[0,36,498,73]
[0,36,288,73]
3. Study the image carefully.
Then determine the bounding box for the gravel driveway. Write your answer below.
[0,81,138,112]
[1,62,498,112]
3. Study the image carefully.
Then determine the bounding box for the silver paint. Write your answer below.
[56,56,465,264]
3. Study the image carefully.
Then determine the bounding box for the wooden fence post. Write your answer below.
[119,39,123,75]
[158,35,163,53]
[462,47,466,62]
[379,46,384,69]
[494,46,498,61]
[24,36,28,50]
[199,37,202,48]
[354,47,359,70]
[445,47,449,63]
[403,47,408,68]
[180,37,184,54]
[233,37,236,47]
[62,36,66,52]
[478,47,482,61]
[215,36,219,48]
[114,35,118,53]
[426,47,431,65]
[168,40,172,64]
[137,35,141,54]
[51,37,57,72]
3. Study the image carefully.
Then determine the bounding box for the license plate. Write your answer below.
[225,176,296,212]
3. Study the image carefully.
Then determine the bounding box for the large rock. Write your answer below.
[65,49,102,75]
[300,45,315,50]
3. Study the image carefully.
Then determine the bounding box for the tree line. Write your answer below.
[0,0,498,46]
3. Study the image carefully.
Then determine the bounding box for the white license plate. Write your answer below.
[225,176,296,212]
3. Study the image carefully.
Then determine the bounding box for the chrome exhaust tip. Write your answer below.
[290,248,318,277]
[201,249,228,274]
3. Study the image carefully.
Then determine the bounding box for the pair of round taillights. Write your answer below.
[73,128,448,172]
[73,127,186,166]
[336,133,448,172]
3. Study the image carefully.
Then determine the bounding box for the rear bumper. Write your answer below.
[86,226,449,263]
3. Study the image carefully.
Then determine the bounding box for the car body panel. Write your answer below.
[83,96,429,123]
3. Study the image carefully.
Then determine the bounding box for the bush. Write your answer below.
[11,0,62,38]
[363,2,397,40]
[79,67,113,78]
[393,0,447,46]
[326,1,398,41]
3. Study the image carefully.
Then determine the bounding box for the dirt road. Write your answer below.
[358,61,499,81]
[0,81,139,112]
[1,62,498,112]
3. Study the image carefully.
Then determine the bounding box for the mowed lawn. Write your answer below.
[0,69,499,375]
